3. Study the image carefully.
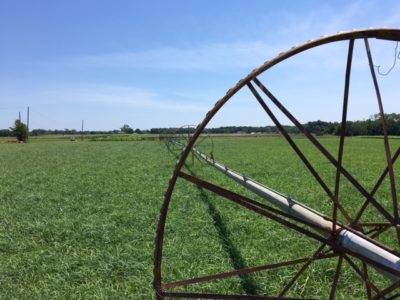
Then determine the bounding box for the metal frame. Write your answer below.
[154,28,400,299]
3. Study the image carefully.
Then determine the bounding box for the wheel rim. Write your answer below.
[154,28,400,299]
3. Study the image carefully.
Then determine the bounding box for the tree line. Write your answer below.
[1,113,399,137]
[0,124,143,137]
[151,113,400,136]
[304,113,400,136]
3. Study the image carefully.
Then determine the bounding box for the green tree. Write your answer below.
[120,124,134,134]
[10,119,28,142]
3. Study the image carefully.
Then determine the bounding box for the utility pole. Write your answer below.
[81,120,84,140]
[27,106,30,140]
[19,111,21,122]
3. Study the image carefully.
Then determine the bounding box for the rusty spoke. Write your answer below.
[343,255,380,295]
[353,147,400,225]
[372,279,400,300]
[370,225,392,239]
[333,39,354,232]
[162,252,337,290]
[161,291,306,299]
[247,81,353,225]
[364,226,383,236]
[156,29,400,300]
[329,256,344,300]
[359,222,393,227]
[252,77,394,225]
[278,244,327,297]
[178,171,329,243]
[363,263,372,300]
[364,38,399,237]
[179,169,327,233]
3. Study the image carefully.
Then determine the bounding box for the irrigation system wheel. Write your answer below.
[160,125,215,164]
[154,28,400,299]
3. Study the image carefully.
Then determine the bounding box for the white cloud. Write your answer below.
[0,85,204,113]
[6,1,399,130]
[60,85,204,113]
[50,37,400,77]
[37,0,400,76]
[52,41,278,71]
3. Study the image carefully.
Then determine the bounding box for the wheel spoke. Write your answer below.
[252,77,394,225]
[161,291,303,299]
[370,225,392,239]
[178,171,329,243]
[162,252,337,290]
[363,263,372,300]
[247,81,354,224]
[343,255,380,294]
[372,279,400,300]
[278,243,327,297]
[364,38,399,236]
[353,147,400,225]
[333,39,354,232]
[156,30,400,299]
[328,256,344,300]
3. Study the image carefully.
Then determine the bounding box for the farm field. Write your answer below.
[0,136,399,299]
[0,133,157,144]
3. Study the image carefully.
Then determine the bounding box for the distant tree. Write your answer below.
[31,129,48,136]
[386,113,400,135]
[120,124,134,134]
[135,128,142,134]
[0,129,12,137]
[10,119,28,142]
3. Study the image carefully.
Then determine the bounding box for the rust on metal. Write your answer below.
[343,256,380,294]
[160,291,306,299]
[278,244,327,297]
[333,39,354,233]
[328,256,344,300]
[362,263,372,300]
[247,80,354,224]
[154,28,400,299]
[252,77,394,225]
[162,253,337,290]
[178,171,329,243]
[353,147,400,225]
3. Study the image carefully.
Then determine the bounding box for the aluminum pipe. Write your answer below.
[191,146,400,280]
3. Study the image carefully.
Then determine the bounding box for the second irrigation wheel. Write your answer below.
[154,28,400,299]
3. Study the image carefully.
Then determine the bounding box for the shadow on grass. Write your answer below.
[186,165,259,295]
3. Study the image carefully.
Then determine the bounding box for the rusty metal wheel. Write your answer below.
[154,28,400,299]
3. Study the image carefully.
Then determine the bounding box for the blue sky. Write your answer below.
[0,0,399,130]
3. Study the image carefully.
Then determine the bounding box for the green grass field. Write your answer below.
[0,136,399,299]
